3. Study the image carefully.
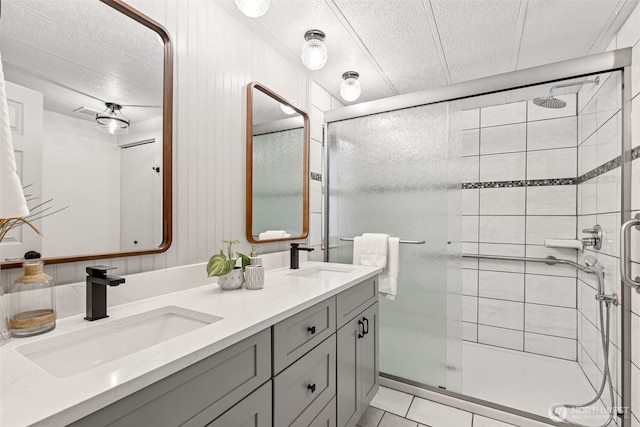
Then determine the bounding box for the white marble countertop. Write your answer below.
[0,261,382,427]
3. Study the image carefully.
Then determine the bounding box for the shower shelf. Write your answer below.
[462,253,594,274]
[339,238,425,245]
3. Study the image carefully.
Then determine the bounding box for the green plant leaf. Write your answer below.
[207,254,233,277]
[238,253,251,271]
[223,239,240,245]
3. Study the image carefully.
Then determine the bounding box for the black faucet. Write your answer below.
[290,243,314,269]
[85,266,125,321]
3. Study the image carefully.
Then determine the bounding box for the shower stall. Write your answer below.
[323,49,634,426]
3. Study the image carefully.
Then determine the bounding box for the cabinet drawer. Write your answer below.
[336,276,378,328]
[206,380,272,427]
[70,329,271,427]
[274,335,336,427]
[309,396,336,427]
[273,298,336,374]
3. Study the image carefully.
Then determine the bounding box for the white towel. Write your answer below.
[258,230,287,240]
[379,237,400,300]
[0,49,28,218]
[353,233,388,267]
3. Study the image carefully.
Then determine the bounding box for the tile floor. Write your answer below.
[358,386,523,427]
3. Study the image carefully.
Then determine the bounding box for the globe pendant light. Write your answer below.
[235,0,270,18]
[340,71,361,102]
[301,30,327,70]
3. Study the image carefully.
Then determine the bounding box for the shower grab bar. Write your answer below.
[620,213,640,292]
[339,237,426,245]
[462,253,595,274]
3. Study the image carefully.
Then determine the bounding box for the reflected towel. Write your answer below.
[258,230,287,240]
[379,237,400,300]
[353,233,388,268]
[0,49,28,218]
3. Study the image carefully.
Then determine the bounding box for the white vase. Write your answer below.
[216,268,245,290]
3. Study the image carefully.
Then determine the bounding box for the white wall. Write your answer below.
[41,111,120,257]
[0,0,313,286]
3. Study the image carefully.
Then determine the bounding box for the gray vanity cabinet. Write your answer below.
[336,301,379,427]
[206,381,272,427]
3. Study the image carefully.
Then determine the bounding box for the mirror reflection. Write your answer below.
[246,83,309,243]
[0,0,170,265]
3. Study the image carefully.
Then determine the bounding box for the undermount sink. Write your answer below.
[288,265,357,280]
[16,306,222,378]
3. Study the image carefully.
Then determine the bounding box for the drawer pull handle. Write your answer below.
[307,326,316,334]
[308,383,316,393]
[363,317,369,335]
[357,320,365,338]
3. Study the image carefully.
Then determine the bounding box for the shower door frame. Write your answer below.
[323,48,633,427]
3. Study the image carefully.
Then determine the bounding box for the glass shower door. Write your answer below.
[327,103,462,391]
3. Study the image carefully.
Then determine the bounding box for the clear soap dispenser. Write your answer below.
[244,245,264,290]
[9,260,56,337]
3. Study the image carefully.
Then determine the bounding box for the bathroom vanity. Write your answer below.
[0,262,381,426]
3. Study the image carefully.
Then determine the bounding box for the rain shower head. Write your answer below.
[533,76,600,109]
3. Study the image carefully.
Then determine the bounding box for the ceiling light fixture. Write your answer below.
[301,30,327,70]
[340,71,361,102]
[280,103,296,115]
[235,0,270,18]
[96,102,130,135]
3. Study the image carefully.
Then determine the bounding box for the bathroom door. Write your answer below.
[326,102,463,392]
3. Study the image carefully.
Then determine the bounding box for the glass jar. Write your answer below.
[9,260,56,337]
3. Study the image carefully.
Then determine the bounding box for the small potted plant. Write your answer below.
[207,240,250,290]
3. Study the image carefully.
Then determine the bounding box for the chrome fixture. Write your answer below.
[290,243,314,269]
[533,76,600,109]
[85,266,125,321]
[340,237,425,245]
[582,224,603,250]
[96,102,130,135]
[235,0,270,17]
[340,71,361,102]
[621,213,640,292]
[301,30,327,70]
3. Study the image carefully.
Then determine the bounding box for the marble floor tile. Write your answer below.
[357,406,384,427]
[406,397,473,427]
[473,414,518,427]
[378,412,418,427]
[370,386,414,417]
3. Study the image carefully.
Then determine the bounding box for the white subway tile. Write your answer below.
[479,152,525,182]
[524,332,577,360]
[596,212,620,257]
[478,325,523,351]
[478,243,525,273]
[478,298,524,330]
[462,108,480,130]
[463,322,478,342]
[580,98,598,142]
[579,133,598,175]
[596,169,621,214]
[481,102,526,127]
[310,213,322,246]
[525,216,576,245]
[525,245,578,277]
[478,270,524,302]
[596,112,621,166]
[525,274,576,308]
[462,156,480,182]
[463,129,480,156]
[310,106,323,142]
[462,189,479,216]
[581,314,600,366]
[479,123,526,155]
[462,216,479,242]
[526,186,576,215]
[478,216,526,244]
[527,116,577,151]
[525,304,577,339]
[310,138,322,173]
[463,295,478,323]
[463,269,478,296]
[479,187,525,216]
[596,73,621,129]
[528,95,576,122]
[527,147,577,180]
[579,181,597,216]
[310,179,322,214]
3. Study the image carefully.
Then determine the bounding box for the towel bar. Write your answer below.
[339,237,425,245]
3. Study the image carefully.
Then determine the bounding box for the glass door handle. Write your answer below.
[620,213,640,292]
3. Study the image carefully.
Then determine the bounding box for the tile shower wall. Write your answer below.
[576,71,623,410]
[462,97,580,360]
[1,0,317,284]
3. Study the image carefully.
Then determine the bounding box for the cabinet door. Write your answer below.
[336,316,360,427]
[360,302,379,406]
[207,381,272,427]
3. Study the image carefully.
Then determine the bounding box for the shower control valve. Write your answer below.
[581,224,603,251]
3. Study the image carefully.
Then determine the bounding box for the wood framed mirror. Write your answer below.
[0,0,173,269]
[246,82,309,244]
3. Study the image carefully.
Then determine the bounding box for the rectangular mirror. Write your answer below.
[0,0,173,269]
[246,82,309,244]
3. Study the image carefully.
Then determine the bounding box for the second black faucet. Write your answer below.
[290,243,314,269]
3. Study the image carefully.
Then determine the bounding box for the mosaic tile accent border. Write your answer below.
[310,172,322,181]
[462,145,640,189]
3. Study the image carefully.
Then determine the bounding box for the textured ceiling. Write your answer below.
[0,0,164,123]
[218,0,638,105]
